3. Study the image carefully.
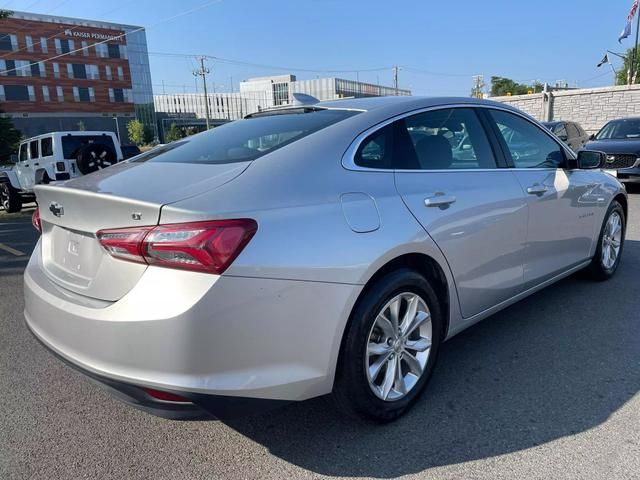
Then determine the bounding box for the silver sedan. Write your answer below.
[24,96,627,422]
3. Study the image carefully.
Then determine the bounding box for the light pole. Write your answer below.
[113,115,121,141]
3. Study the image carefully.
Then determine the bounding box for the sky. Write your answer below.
[2,0,637,96]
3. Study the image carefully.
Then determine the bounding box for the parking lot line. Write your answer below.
[0,242,26,257]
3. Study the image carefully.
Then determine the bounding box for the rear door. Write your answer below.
[392,107,529,318]
[484,108,601,289]
[15,143,33,190]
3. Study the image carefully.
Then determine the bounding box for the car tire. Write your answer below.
[332,269,443,422]
[0,182,22,213]
[586,201,625,281]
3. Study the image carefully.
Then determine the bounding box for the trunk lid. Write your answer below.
[35,161,250,301]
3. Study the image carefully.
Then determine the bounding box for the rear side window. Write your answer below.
[29,140,39,159]
[41,137,53,156]
[354,125,394,169]
[566,123,579,137]
[61,135,115,159]
[143,109,359,165]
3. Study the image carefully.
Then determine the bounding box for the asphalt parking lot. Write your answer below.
[1,190,639,480]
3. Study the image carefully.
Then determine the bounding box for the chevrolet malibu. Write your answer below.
[24,97,627,422]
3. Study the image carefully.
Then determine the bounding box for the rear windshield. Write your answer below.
[140,109,360,165]
[61,135,116,160]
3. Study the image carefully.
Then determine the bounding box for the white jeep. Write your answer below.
[0,131,123,213]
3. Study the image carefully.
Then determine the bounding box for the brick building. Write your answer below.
[0,11,155,143]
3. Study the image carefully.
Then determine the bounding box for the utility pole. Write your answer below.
[471,75,485,98]
[393,66,399,94]
[193,56,211,129]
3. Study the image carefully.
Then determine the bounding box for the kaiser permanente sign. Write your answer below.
[63,28,125,42]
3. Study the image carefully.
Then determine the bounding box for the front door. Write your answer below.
[485,108,601,288]
[392,107,529,318]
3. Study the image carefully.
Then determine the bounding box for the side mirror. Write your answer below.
[576,150,605,169]
[589,133,595,140]
[9,154,18,164]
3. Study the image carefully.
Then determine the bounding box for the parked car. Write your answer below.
[120,144,142,160]
[24,97,627,422]
[584,117,640,183]
[541,120,589,151]
[0,131,123,213]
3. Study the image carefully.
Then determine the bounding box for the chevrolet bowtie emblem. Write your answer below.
[49,202,64,217]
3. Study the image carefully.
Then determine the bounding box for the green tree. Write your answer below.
[164,123,183,143]
[490,76,544,96]
[615,47,640,85]
[142,124,155,145]
[0,112,21,163]
[0,10,13,19]
[127,119,145,146]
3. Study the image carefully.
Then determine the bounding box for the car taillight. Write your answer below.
[96,219,257,274]
[32,208,41,233]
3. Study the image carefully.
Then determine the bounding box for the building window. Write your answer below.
[0,33,17,51]
[40,37,48,53]
[87,64,99,80]
[105,65,112,80]
[54,38,75,55]
[42,85,50,102]
[53,62,60,78]
[1,60,32,77]
[95,44,108,58]
[25,36,34,52]
[117,66,124,81]
[30,62,45,77]
[109,88,126,103]
[73,86,95,102]
[56,86,64,102]
[81,41,89,56]
[107,43,122,58]
[0,84,35,101]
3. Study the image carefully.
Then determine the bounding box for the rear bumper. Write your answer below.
[24,242,360,417]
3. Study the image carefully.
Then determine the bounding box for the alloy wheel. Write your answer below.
[365,292,432,401]
[602,211,622,270]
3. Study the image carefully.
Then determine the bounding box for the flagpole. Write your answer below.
[633,4,640,83]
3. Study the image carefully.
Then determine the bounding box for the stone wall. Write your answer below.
[491,84,640,133]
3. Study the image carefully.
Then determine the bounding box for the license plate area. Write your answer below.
[43,225,104,288]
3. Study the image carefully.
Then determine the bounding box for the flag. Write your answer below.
[597,53,609,67]
[619,0,639,42]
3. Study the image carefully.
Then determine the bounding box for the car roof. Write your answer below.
[20,131,117,142]
[316,95,516,112]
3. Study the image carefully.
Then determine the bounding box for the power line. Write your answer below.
[0,0,222,75]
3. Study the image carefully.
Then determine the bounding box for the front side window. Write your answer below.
[489,109,565,168]
[139,108,360,165]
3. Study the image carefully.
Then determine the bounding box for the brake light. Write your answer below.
[32,208,41,233]
[96,219,257,274]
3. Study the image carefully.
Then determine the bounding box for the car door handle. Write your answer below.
[424,194,457,208]
[526,184,548,196]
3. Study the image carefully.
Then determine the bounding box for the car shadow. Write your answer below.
[224,239,640,478]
